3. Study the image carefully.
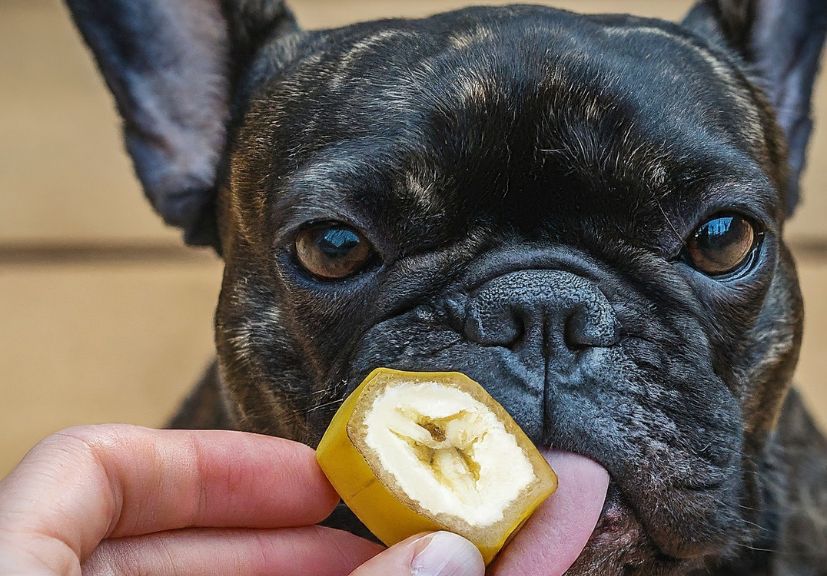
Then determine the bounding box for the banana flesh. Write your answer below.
[364,382,534,526]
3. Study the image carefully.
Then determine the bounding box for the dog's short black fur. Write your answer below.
[67,0,827,573]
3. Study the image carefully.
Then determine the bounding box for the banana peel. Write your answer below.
[316,368,557,564]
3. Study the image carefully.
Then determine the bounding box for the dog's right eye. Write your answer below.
[294,223,376,280]
[684,214,762,277]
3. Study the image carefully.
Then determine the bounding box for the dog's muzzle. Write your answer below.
[441,267,619,443]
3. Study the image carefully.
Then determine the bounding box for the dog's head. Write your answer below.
[68,0,826,573]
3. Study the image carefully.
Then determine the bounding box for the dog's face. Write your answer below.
[68,1,825,574]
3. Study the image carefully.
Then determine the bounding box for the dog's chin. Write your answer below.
[566,486,668,576]
[562,484,704,576]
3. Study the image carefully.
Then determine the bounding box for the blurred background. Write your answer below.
[2,0,825,476]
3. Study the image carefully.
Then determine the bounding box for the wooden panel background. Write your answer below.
[1,0,825,475]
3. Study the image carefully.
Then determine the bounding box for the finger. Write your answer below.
[83,526,384,576]
[0,425,339,564]
[348,531,484,576]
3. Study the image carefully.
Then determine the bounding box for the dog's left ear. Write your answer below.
[684,0,827,215]
[65,0,298,248]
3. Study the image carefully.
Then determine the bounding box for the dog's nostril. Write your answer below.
[564,305,619,350]
[505,310,529,350]
[564,313,590,350]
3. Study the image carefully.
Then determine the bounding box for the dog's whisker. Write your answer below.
[730,542,778,554]
[311,386,341,396]
[304,398,346,414]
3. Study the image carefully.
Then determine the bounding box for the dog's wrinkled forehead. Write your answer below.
[237,6,780,251]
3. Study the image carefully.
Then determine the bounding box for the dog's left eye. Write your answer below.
[294,223,376,280]
[684,214,762,277]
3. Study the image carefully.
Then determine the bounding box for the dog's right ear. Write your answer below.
[65,0,298,249]
[683,0,827,216]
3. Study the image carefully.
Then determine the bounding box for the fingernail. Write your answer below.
[411,531,485,576]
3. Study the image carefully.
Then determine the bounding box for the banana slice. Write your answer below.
[316,368,557,564]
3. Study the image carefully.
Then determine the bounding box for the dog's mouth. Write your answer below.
[490,449,610,575]
[323,443,676,574]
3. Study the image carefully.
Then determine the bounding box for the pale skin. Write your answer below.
[0,425,484,576]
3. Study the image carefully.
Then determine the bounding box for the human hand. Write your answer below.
[0,425,484,576]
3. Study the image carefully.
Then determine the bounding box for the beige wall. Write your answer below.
[1,0,825,475]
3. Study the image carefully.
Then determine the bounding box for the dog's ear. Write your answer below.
[683,0,827,216]
[65,0,297,248]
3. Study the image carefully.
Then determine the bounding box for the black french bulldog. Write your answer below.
[66,0,827,574]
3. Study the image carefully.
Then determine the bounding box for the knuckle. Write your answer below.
[52,424,143,447]
[35,424,154,465]
[29,425,127,467]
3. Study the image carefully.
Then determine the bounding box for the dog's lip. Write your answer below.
[581,457,710,563]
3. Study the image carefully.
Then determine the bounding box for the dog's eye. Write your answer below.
[294,223,375,280]
[685,214,760,276]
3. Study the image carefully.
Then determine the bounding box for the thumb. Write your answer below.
[348,531,485,576]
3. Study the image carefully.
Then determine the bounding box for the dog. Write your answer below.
[66,0,827,573]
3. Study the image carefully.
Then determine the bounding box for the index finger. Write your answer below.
[0,425,339,562]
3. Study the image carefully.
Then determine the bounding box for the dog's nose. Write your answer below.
[453,270,619,355]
